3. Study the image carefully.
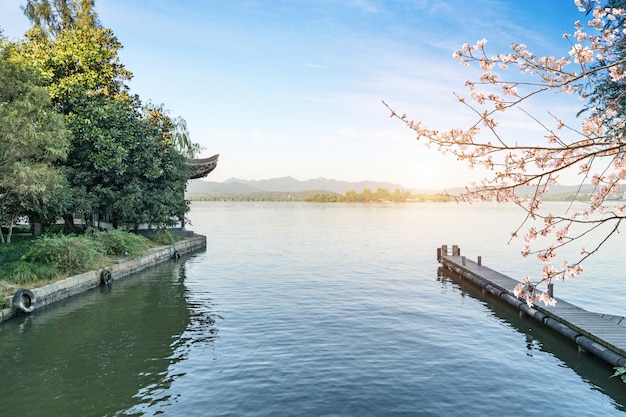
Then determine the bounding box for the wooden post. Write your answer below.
[548,283,554,298]
[462,256,466,266]
[452,245,459,256]
[442,244,448,256]
[477,256,482,266]
[437,248,442,262]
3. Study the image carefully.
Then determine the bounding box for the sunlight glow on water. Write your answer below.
[0,202,624,416]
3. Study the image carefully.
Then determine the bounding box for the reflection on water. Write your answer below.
[0,258,217,417]
[437,266,626,411]
[122,263,219,416]
[1,202,625,416]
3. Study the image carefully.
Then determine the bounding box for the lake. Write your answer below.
[0,201,625,416]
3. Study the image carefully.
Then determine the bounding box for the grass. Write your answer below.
[0,229,153,309]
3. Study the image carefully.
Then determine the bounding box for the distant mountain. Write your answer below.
[187,176,603,198]
[186,180,258,195]
[442,183,598,197]
[187,176,418,195]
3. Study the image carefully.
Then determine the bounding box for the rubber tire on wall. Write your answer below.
[100,269,112,286]
[12,288,36,314]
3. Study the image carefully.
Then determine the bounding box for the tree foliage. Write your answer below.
[386,0,626,307]
[64,96,189,230]
[22,0,99,38]
[3,0,197,233]
[0,42,69,242]
[12,9,132,106]
[144,102,201,158]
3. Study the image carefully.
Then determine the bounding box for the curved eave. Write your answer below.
[186,154,219,179]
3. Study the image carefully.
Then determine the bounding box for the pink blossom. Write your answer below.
[384,0,626,298]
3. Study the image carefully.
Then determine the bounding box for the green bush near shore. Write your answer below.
[89,229,151,258]
[0,229,152,308]
[24,234,106,275]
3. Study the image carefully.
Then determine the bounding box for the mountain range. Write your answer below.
[186,177,422,195]
[186,176,599,197]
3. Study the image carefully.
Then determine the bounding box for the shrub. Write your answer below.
[0,229,151,291]
[152,229,176,246]
[0,241,29,263]
[0,261,58,284]
[0,242,58,286]
[24,234,106,275]
[89,229,150,258]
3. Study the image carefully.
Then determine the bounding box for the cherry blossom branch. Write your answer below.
[387,0,626,307]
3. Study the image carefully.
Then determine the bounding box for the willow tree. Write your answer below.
[144,102,201,158]
[386,0,626,307]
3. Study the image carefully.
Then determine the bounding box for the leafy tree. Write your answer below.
[24,179,73,234]
[345,190,357,202]
[64,96,189,230]
[115,106,189,230]
[361,188,373,202]
[6,0,133,230]
[144,103,201,158]
[386,0,626,307]
[392,188,406,202]
[0,42,69,242]
[22,0,98,37]
[8,0,194,231]
[375,188,390,201]
[15,0,132,106]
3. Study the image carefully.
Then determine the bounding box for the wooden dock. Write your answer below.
[438,245,626,367]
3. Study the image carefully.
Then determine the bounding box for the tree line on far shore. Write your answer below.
[187,188,454,202]
[187,189,625,203]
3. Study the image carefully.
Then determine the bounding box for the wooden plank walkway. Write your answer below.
[438,245,626,367]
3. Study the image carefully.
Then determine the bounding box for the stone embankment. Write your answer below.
[1,234,206,324]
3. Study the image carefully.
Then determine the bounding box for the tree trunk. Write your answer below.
[32,222,42,236]
[5,213,18,243]
[63,214,80,233]
[7,223,13,244]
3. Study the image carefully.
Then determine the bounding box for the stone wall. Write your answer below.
[0,234,206,324]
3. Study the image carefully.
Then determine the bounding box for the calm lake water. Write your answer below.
[1,201,625,416]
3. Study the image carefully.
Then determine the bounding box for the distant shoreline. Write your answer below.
[186,191,619,203]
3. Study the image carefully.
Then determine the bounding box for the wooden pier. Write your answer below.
[438,245,626,367]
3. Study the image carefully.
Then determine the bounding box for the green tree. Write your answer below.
[64,96,189,230]
[362,188,373,202]
[119,105,189,230]
[392,188,405,202]
[9,1,193,231]
[15,0,132,106]
[345,190,357,202]
[24,178,73,234]
[144,102,200,158]
[22,0,98,37]
[375,188,390,201]
[0,43,69,242]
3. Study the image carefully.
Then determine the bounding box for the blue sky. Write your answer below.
[1,0,585,189]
